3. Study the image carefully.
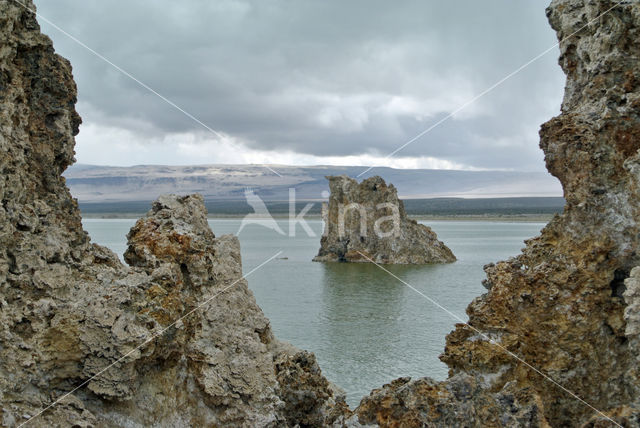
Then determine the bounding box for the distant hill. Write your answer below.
[65,164,562,203]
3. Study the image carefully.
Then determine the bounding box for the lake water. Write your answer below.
[82,218,545,407]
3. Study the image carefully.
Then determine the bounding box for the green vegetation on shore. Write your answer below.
[79,197,563,223]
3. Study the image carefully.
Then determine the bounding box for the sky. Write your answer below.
[35,0,566,172]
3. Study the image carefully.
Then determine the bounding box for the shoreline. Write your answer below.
[81,213,555,223]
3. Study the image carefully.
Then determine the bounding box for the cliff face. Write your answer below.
[314,175,456,264]
[0,2,346,427]
[356,1,640,426]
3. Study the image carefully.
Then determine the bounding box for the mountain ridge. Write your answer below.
[65,163,562,202]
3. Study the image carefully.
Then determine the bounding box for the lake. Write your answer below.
[82,218,545,407]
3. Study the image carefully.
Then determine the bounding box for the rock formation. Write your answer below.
[314,175,456,264]
[0,1,346,426]
[356,374,548,427]
[5,0,640,426]
[352,0,640,426]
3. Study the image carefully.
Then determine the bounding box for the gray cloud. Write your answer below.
[36,0,565,171]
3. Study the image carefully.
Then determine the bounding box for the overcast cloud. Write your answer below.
[35,0,566,171]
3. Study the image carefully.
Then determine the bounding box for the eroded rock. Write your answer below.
[0,2,344,426]
[314,175,456,264]
[356,375,549,428]
[275,351,352,427]
[353,1,640,426]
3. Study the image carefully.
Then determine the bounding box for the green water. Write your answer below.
[82,218,545,407]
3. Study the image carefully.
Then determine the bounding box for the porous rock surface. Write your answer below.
[353,1,640,427]
[0,1,347,426]
[314,175,456,264]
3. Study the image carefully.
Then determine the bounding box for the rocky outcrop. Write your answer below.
[624,268,640,360]
[314,175,456,264]
[356,375,549,427]
[275,351,352,427]
[353,0,640,426]
[0,1,345,426]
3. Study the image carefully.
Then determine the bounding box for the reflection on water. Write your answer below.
[319,263,435,398]
[83,218,545,407]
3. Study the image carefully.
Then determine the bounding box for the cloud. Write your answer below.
[76,121,475,171]
[36,0,565,171]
